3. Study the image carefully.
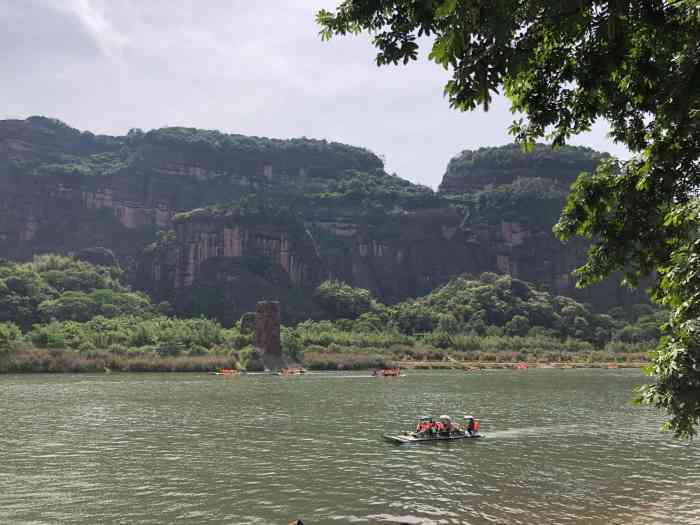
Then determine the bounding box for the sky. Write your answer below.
[1,0,630,188]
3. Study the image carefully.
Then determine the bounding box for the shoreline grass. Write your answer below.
[0,348,237,373]
[0,346,649,373]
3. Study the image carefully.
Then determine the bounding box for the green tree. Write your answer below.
[393,302,439,334]
[318,1,700,437]
[0,322,21,353]
[314,280,373,319]
[281,327,304,362]
[505,315,530,337]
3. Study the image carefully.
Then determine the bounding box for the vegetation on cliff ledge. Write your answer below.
[439,144,610,228]
[441,144,608,189]
[138,127,382,172]
[171,169,443,224]
[8,117,383,181]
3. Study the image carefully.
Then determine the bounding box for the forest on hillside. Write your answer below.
[0,254,659,373]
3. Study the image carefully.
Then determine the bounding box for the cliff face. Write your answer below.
[139,205,486,323]
[0,117,381,260]
[0,118,644,323]
[142,198,639,323]
[436,144,644,309]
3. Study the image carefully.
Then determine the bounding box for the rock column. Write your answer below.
[255,301,281,356]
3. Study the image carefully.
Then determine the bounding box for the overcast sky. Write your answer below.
[1,0,630,188]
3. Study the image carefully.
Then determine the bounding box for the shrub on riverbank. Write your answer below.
[25,316,233,353]
[302,351,393,370]
[0,255,156,329]
[0,322,22,352]
[295,320,414,349]
[311,273,664,346]
[0,330,651,373]
[292,330,651,370]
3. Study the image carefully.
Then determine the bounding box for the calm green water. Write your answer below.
[1,369,698,524]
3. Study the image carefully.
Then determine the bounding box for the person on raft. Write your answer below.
[415,420,430,434]
[442,421,451,436]
[437,416,457,436]
[464,416,480,435]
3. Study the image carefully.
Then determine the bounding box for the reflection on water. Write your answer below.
[0,370,697,524]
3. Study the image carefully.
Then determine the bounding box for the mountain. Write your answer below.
[0,117,645,324]
[0,116,381,258]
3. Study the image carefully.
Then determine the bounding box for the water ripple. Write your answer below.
[0,370,697,524]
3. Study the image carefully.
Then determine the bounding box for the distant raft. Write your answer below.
[373,367,401,377]
[277,367,306,376]
[212,368,240,376]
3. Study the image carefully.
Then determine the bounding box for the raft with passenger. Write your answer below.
[384,415,483,444]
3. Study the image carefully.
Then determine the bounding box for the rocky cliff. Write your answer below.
[0,117,645,324]
[437,144,645,310]
[0,117,381,260]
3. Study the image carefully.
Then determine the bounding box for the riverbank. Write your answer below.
[300,345,649,371]
[0,347,647,373]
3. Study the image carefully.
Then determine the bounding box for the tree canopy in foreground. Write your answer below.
[318,1,700,437]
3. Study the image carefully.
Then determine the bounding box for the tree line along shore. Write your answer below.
[0,254,658,373]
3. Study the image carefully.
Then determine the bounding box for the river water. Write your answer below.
[1,369,698,524]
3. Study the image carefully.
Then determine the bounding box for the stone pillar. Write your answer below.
[255,301,281,356]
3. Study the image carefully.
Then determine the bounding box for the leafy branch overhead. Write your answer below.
[319,1,700,437]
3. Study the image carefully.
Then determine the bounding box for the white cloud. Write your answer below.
[58,0,128,58]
